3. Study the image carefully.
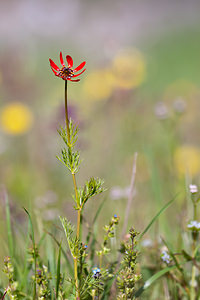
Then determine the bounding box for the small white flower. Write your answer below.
[110,186,133,200]
[189,184,198,194]
[43,265,48,273]
[189,279,198,288]
[187,220,200,230]
[161,251,171,264]
[141,239,153,248]
[110,186,124,200]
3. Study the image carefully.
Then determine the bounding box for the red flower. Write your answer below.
[49,52,86,82]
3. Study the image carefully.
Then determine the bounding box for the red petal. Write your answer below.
[74,61,86,72]
[51,67,59,75]
[73,68,86,78]
[68,78,80,82]
[60,52,65,66]
[66,55,73,68]
[49,59,60,71]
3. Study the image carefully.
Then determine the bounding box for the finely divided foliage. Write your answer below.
[57,121,81,175]
[4,51,200,300]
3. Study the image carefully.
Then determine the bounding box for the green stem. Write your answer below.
[194,202,197,221]
[64,80,80,299]
[99,253,103,269]
[191,265,196,300]
[76,208,81,239]
[191,201,198,300]
[64,80,70,142]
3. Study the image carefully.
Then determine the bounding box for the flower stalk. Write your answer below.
[64,80,81,299]
[50,52,87,299]
[51,52,104,299]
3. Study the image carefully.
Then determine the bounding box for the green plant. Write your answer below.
[2,51,183,300]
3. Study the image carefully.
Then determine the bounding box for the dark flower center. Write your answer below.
[59,67,74,79]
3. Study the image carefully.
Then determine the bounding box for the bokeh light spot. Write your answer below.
[0,102,33,135]
[111,48,146,89]
[83,69,114,102]
[174,146,200,177]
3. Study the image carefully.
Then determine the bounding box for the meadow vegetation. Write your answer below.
[1,28,200,299]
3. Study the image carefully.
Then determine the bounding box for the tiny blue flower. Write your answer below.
[92,267,100,274]
[92,267,101,279]
[114,214,117,218]
[161,251,171,264]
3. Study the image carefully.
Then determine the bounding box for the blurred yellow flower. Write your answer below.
[0,102,33,135]
[83,69,114,102]
[82,48,146,103]
[111,48,146,89]
[174,146,200,177]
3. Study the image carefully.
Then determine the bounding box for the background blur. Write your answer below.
[1,0,200,263]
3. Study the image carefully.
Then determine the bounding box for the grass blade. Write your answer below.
[134,265,176,298]
[24,208,36,300]
[38,232,47,248]
[92,196,107,225]
[85,197,107,265]
[56,243,62,298]
[5,193,14,257]
[140,195,176,239]
[45,230,73,276]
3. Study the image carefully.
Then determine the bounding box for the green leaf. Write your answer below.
[45,230,73,276]
[92,197,107,225]
[79,177,105,208]
[181,249,193,261]
[194,243,200,257]
[60,217,78,258]
[140,195,176,239]
[58,121,79,148]
[23,208,36,300]
[38,232,47,249]
[21,218,31,290]
[133,265,176,297]
[5,194,14,258]
[56,243,62,298]
[86,197,107,241]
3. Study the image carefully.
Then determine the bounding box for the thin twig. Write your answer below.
[121,152,138,239]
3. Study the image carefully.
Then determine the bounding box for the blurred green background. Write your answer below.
[1,0,200,271]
